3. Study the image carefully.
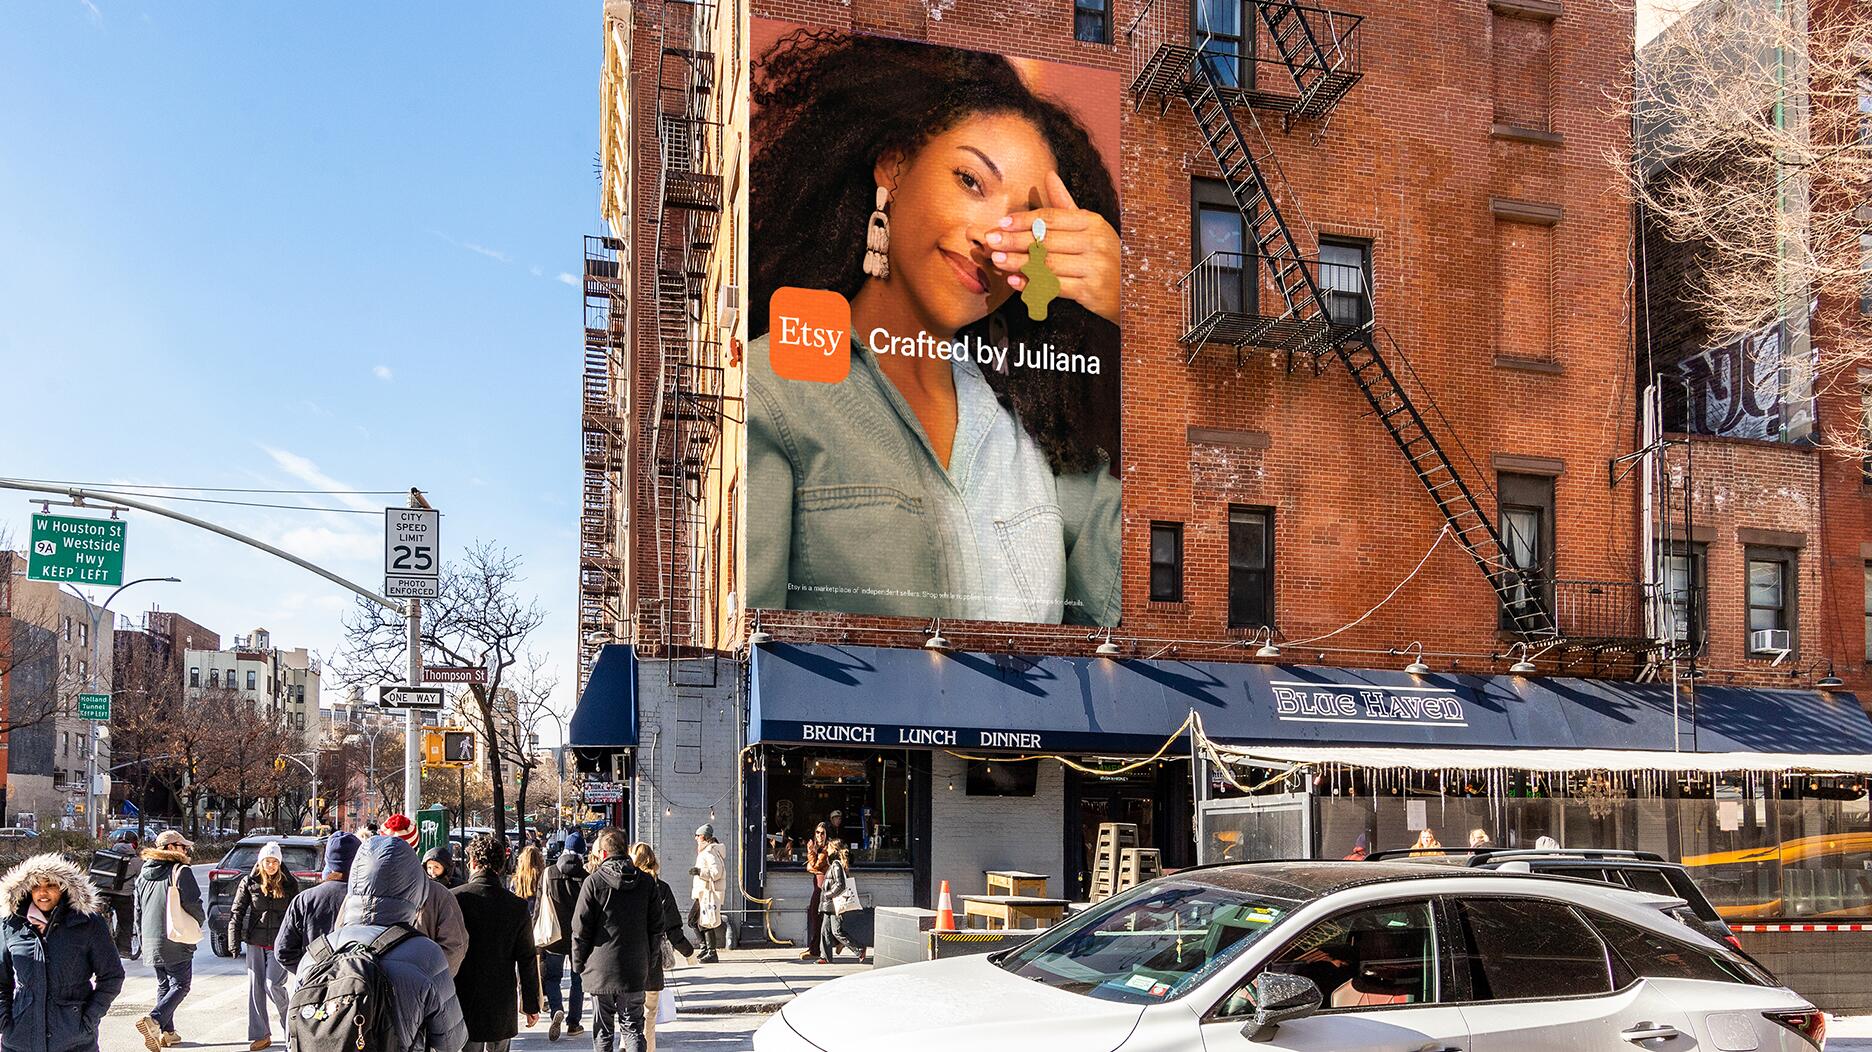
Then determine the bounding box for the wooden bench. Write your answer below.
[985,870,1049,897]
[962,895,1069,930]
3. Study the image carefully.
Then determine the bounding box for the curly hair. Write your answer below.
[466,832,508,874]
[751,29,1121,475]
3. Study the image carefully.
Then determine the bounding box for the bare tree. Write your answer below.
[339,543,545,839]
[1627,0,1872,447]
[0,548,82,737]
[488,652,561,838]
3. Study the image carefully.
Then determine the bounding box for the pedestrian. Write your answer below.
[571,828,663,1052]
[134,828,203,1052]
[1409,828,1443,857]
[453,835,542,1052]
[629,843,694,1052]
[0,852,125,1052]
[539,833,588,1041]
[1468,828,1493,850]
[687,825,726,965]
[513,845,546,914]
[383,814,470,972]
[277,832,361,975]
[815,840,867,964]
[229,843,304,1050]
[293,836,467,1052]
[424,846,461,889]
[797,823,828,960]
[93,832,141,958]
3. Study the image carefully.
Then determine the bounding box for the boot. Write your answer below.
[161,1033,182,1047]
[135,1017,162,1052]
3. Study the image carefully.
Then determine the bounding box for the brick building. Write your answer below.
[112,608,219,822]
[572,0,1872,984]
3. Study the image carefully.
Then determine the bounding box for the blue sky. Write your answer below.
[0,3,600,734]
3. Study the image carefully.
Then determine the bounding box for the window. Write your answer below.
[77,659,86,682]
[762,747,912,866]
[1861,231,1872,314]
[1150,522,1185,603]
[189,667,200,688]
[1588,913,1764,987]
[1228,506,1273,628]
[1192,0,1253,88]
[1251,900,1439,1012]
[1497,473,1555,630]
[248,670,258,691]
[1193,179,1252,316]
[1866,562,1872,661]
[209,669,221,688]
[1073,0,1109,43]
[1660,542,1706,650]
[78,623,87,646]
[1745,548,1795,652]
[1451,897,1612,1001]
[1319,238,1372,327]
[63,617,72,642]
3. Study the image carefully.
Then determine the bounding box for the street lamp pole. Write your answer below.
[62,575,180,838]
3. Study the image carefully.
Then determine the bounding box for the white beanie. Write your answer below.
[257,842,284,867]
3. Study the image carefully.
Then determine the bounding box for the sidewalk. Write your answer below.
[665,946,869,1015]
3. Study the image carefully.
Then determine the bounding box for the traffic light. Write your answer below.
[274,756,287,775]
[444,731,474,764]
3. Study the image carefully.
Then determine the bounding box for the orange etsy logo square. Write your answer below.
[768,287,851,383]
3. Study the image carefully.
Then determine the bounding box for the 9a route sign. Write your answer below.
[384,508,439,599]
[28,513,126,586]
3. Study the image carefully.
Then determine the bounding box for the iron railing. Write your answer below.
[1551,579,1653,643]
[1177,250,1369,350]
[1126,0,1363,119]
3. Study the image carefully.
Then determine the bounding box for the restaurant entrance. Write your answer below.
[1064,759,1193,898]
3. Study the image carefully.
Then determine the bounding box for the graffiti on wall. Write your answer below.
[1668,318,1816,444]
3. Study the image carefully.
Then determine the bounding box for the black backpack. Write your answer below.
[287,923,415,1052]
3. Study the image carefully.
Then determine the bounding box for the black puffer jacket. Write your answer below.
[0,854,124,1052]
[570,857,662,995]
[451,871,541,1041]
[537,850,585,956]
[229,868,302,949]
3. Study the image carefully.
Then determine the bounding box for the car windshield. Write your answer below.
[999,879,1298,1004]
[223,844,322,874]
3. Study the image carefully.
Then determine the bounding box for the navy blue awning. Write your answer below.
[570,644,639,748]
[748,643,1872,757]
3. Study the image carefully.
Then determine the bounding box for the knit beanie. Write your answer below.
[382,814,420,848]
[324,832,361,878]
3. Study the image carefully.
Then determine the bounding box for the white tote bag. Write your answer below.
[164,869,203,945]
[655,989,678,1025]
[533,900,563,947]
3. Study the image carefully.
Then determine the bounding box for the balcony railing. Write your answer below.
[1126,0,1363,119]
[1551,579,1652,644]
[1178,251,1369,356]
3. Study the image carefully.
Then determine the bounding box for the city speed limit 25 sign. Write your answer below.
[384,508,439,598]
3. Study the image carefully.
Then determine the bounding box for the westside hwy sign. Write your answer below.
[27,513,126,586]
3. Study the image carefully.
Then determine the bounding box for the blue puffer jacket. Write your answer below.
[322,837,466,1052]
[0,854,125,1052]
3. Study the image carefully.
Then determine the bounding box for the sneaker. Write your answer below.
[815,957,830,964]
[856,952,869,965]
[135,1017,162,1052]
[161,1033,182,1047]
[549,1010,564,1041]
[250,1040,271,1051]
[565,1024,586,1037]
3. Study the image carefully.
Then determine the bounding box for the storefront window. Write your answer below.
[764,747,912,867]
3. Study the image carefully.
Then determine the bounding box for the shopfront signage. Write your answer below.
[584,782,625,804]
[794,721,1047,751]
[1269,680,1468,728]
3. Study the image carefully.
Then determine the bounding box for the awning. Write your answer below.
[1207,744,1872,775]
[569,643,639,748]
[749,643,1872,759]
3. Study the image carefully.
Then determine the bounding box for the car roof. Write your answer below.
[1182,860,1524,901]
[233,835,325,846]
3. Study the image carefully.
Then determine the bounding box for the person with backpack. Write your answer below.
[628,843,694,1052]
[570,829,664,1052]
[686,825,726,965]
[134,829,203,1052]
[288,835,466,1052]
[452,835,541,1052]
[277,832,361,975]
[816,840,866,964]
[0,852,124,1052]
[229,842,305,1050]
[538,833,587,1041]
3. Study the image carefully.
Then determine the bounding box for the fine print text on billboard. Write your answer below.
[746,25,1123,627]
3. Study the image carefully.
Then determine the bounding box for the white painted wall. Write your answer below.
[928,752,1067,902]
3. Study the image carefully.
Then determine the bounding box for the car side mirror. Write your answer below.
[1241,972,1322,1042]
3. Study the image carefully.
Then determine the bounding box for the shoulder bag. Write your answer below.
[164,867,203,944]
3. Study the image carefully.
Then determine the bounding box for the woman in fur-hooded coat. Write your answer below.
[0,853,125,1052]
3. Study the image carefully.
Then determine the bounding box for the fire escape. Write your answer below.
[643,0,724,658]
[1126,0,1559,641]
[579,234,630,688]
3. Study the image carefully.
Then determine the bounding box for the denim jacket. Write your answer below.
[746,330,1121,625]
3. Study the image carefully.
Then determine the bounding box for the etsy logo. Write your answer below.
[769,287,851,383]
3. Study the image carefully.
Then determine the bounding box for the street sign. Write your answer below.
[27,513,126,586]
[378,685,446,709]
[423,666,487,685]
[384,508,439,599]
[76,693,110,721]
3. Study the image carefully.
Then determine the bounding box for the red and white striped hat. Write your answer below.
[382,814,419,848]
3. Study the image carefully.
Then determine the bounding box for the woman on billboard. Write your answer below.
[747,28,1123,626]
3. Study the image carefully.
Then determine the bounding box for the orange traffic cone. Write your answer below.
[935,879,957,930]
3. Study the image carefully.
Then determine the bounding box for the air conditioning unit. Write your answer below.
[716,284,740,335]
[1749,629,1792,659]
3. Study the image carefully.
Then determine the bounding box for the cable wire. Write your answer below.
[8,477,405,496]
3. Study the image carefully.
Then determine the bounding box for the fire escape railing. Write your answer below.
[579,235,630,687]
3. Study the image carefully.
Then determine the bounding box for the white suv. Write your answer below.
[756,861,1825,1051]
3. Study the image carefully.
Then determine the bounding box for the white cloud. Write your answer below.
[372,364,393,382]
[427,229,511,264]
[260,446,378,513]
[529,265,544,278]
[78,0,102,26]
[557,272,579,287]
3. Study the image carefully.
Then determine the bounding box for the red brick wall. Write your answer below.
[618,0,1639,674]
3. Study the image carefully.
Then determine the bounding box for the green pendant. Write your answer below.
[1020,239,1061,321]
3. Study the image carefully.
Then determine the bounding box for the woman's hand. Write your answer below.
[985,170,1120,325]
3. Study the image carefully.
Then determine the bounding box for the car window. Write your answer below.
[1000,879,1297,1004]
[1588,913,1768,987]
[1217,900,1438,1018]
[1452,898,1613,1002]
[1614,868,1675,897]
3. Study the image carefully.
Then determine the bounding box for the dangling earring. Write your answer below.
[863,185,891,279]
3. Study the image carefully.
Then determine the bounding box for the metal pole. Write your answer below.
[402,488,429,819]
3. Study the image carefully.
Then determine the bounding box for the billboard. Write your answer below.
[746,24,1123,626]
